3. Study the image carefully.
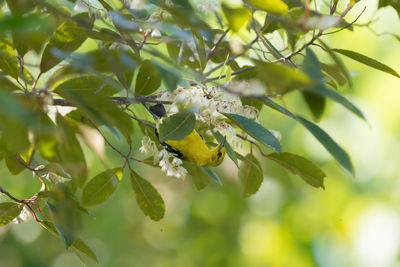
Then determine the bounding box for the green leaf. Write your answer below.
[297,116,354,175]
[239,154,263,197]
[130,170,165,221]
[82,168,123,206]
[54,86,134,143]
[70,237,99,264]
[53,75,120,96]
[56,114,88,187]
[135,60,162,96]
[0,202,23,226]
[5,0,35,15]
[332,49,400,79]
[308,86,366,121]
[254,60,312,93]
[302,48,328,120]
[5,154,25,175]
[0,75,21,92]
[267,152,326,188]
[39,220,98,263]
[224,113,281,153]
[318,40,352,86]
[40,13,94,73]
[46,184,82,248]
[221,4,251,32]
[263,97,296,118]
[247,0,288,15]
[158,110,196,143]
[302,92,326,120]
[200,167,222,185]
[0,39,20,80]
[183,162,211,190]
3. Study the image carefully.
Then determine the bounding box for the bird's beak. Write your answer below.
[218,136,226,152]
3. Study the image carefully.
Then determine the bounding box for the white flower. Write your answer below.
[157,149,187,179]
[12,205,33,224]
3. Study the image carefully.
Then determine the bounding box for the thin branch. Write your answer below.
[206,28,230,61]
[205,66,256,83]
[322,6,367,36]
[51,96,173,107]
[0,186,24,203]
[204,37,259,77]
[17,55,28,93]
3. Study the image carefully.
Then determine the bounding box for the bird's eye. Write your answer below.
[217,151,222,158]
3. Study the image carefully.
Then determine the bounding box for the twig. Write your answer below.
[322,6,367,36]
[32,72,42,93]
[17,55,28,93]
[51,96,173,107]
[205,66,256,83]
[89,120,144,162]
[0,186,24,203]
[95,74,115,94]
[206,28,230,61]
[204,37,259,77]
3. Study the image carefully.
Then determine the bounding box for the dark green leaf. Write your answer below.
[82,169,123,206]
[0,202,23,226]
[307,86,366,121]
[224,113,281,153]
[40,13,94,73]
[135,60,162,96]
[158,110,196,143]
[302,92,326,120]
[267,152,326,188]
[302,48,328,120]
[332,48,400,79]
[130,170,165,221]
[239,154,263,197]
[297,116,354,175]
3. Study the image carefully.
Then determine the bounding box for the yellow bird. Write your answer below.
[149,104,226,167]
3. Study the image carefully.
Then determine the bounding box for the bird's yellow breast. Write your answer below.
[165,130,225,167]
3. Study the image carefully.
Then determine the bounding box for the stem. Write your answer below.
[51,96,173,107]
[17,55,29,93]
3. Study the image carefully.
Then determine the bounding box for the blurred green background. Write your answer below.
[1,0,400,266]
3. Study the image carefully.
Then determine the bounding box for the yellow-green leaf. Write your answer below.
[0,202,23,226]
[130,170,165,221]
[239,154,263,197]
[222,4,251,32]
[267,152,326,188]
[247,0,288,15]
[82,168,123,206]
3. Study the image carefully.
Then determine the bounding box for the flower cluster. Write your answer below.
[156,86,262,148]
[140,136,188,179]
